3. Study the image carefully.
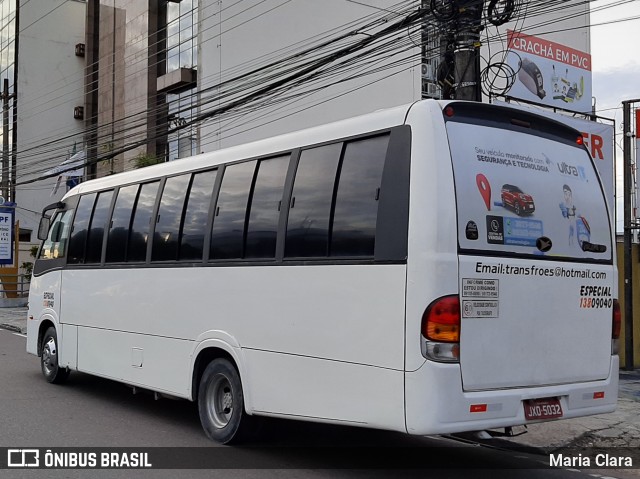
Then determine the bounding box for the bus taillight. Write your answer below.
[421,295,460,363]
[612,299,621,354]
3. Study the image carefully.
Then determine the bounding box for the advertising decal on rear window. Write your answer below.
[446,122,611,262]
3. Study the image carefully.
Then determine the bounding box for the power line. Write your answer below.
[11,0,639,184]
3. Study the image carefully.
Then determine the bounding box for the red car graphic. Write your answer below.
[501,184,535,216]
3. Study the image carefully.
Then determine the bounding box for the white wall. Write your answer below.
[198,0,421,152]
[198,1,592,152]
[16,0,86,239]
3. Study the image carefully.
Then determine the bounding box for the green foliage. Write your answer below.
[132,152,163,169]
[21,262,33,282]
[22,245,40,282]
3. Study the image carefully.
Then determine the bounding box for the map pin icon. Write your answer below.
[476,174,491,211]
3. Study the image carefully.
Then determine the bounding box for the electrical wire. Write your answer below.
[9,0,639,185]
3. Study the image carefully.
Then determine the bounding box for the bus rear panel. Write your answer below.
[404,101,617,435]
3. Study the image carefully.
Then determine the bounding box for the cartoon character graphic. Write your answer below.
[559,184,577,245]
[559,184,591,248]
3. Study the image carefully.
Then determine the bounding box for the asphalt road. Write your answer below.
[0,328,628,479]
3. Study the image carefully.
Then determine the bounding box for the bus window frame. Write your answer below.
[34,124,411,275]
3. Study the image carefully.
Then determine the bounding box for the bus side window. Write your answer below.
[106,185,138,263]
[210,161,257,260]
[180,169,217,261]
[285,143,342,257]
[68,193,97,264]
[128,181,160,262]
[39,210,74,260]
[331,135,389,257]
[86,190,114,263]
[152,174,191,262]
[245,155,290,259]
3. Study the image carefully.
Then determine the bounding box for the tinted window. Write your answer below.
[38,210,73,260]
[128,181,160,262]
[68,193,96,264]
[86,190,113,263]
[285,144,341,257]
[331,135,388,256]
[152,174,191,261]
[106,185,138,263]
[245,155,289,258]
[210,161,256,260]
[180,169,217,261]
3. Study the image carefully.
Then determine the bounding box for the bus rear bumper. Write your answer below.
[404,356,619,436]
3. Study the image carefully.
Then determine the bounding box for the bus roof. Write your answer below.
[65,102,417,198]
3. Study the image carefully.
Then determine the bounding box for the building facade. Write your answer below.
[10,0,593,239]
[15,0,86,240]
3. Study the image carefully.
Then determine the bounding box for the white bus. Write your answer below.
[27,100,619,444]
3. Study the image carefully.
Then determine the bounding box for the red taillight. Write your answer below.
[612,299,621,339]
[422,295,461,343]
[576,135,584,146]
[444,106,455,118]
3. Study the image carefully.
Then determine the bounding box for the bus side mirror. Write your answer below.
[37,216,51,241]
[37,201,65,241]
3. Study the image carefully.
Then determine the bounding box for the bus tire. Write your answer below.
[40,327,69,384]
[198,358,257,444]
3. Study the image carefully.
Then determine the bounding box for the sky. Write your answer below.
[591,1,639,117]
[590,0,640,231]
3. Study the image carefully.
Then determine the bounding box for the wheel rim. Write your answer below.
[205,373,234,429]
[42,337,58,375]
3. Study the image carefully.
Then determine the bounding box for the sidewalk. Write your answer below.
[497,370,640,450]
[1,306,638,451]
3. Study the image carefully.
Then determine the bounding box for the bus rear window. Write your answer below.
[446,120,612,263]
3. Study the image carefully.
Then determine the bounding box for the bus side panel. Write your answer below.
[26,271,62,356]
[403,101,460,373]
[75,326,193,398]
[63,264,407,421]
[244,350,406,431]
[60,324,78,370]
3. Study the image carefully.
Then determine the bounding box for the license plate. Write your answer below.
[523,398,563,421]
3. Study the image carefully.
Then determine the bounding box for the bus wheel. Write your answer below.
[41,327,69,384]
[198,358,256,444]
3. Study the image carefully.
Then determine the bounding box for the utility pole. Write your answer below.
[623,99,640,371]
[1,79,15,202]
[453,0,483,101]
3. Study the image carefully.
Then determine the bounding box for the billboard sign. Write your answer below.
[505,30,592,114]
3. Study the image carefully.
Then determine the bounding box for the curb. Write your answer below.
[0,323,23,333]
